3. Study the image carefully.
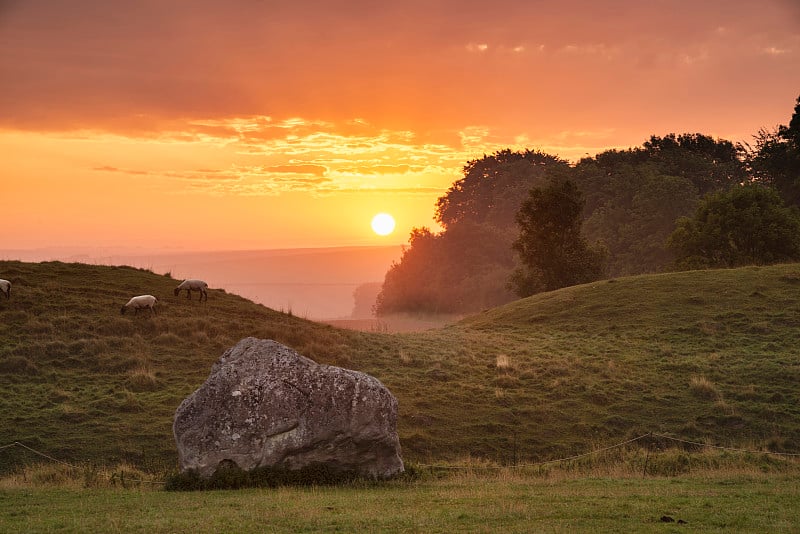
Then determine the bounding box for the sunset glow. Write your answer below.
[371,214,397,236]
[1,1,799,254]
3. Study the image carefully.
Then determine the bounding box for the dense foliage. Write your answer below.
[746,96,800,206]
[376,96,798,315]
[375,150,565,314]
[510,179,606,296]
[577,133,746,276]
[667,185,800,269]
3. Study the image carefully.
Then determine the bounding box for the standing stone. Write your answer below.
[173,337,404,478]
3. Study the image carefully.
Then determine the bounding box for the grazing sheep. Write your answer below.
[174,279,208,301]
[121,295,158,315]
[0,279,10,299]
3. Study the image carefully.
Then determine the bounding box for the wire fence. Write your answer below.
[2,432,799,483]
[415,432,800,471]
[0,441,165,485]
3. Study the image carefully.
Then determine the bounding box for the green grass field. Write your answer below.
[1,470,798,533]
[1,260,800,475]
[1,260,800,531]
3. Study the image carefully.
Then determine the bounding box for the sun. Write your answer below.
[371,213,396,236]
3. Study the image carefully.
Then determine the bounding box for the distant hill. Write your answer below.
[0,260,799,474]
[0,246,404,319]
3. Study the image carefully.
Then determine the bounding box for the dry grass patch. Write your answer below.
[398,349,413,365]
[690,375,721,400]
[0,462,162,490]
[127,365,158,391]
[495,354,511,370]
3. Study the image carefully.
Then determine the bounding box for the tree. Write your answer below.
[641,133,745,195]
[573,134,745,276]
[375,150,566,315]
[667,185,800,269]
[374,222,518,315]
[435,149,568,229]
[374,228,447,314]
[786,96,800,146]
[746,95,800,206]
[579,162,700,275]
[510,179,606,297]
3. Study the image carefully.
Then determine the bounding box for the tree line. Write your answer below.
[374,95,800,315]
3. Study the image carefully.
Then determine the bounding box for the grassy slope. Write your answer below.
[1,260,799,474]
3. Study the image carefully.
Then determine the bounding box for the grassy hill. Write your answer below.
[1,260,799,475]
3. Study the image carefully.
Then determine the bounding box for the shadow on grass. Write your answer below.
[164,462,420,491]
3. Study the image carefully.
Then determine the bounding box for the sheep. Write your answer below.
[121,295,158,315]
[0,279,10,299]
[174,279,208,301]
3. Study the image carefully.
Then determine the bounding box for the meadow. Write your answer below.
[2,439,800,533]
[2,260,800,469]
[1,464,799,533]
[1,260,799,530]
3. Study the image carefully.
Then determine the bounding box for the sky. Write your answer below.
[2,0,799,253]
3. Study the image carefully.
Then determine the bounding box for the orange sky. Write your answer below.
[2,0,799,253]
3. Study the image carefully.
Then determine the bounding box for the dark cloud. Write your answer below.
[0,0,798,138]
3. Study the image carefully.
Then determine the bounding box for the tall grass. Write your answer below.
[689,375,720,400]
[0,462,164,490]
[2,445,797,491]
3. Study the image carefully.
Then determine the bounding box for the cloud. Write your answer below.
[2,0,798,138]
[466,43,489,53]
[558,43,620,60]
[762,46,789,55]
[2,0,798,195]
[266,164,328,177]
[80,116,471,197]
[345,165,413,175]
[91,165,152,176]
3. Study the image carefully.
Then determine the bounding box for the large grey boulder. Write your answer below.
[173,337,404,478]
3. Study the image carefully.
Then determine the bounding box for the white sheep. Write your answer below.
[0,279,10,299]
[121,295,158,315]
[174,279,208,301]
